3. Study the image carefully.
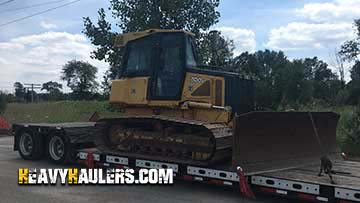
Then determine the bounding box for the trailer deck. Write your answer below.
[263,160,360,189]
[12,122,96,148]
[77,148,360,203]
[257,160,360,202]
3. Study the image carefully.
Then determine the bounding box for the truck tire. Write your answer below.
[47,132,71,164]
[18,130,44,160]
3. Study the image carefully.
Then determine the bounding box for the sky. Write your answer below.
[0,0,359,93]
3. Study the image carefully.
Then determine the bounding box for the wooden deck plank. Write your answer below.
[262,160,360,190]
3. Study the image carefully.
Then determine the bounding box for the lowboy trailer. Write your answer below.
[12,122,360,203]
[12,29,360,203]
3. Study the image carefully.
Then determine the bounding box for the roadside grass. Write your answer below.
[3,101,120,123]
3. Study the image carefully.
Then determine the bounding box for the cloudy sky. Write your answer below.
[0,0,359,92]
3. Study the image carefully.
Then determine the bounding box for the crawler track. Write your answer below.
[94,116,233,165]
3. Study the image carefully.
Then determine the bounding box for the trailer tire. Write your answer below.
[47,132,71,164]
[18,130,44,160]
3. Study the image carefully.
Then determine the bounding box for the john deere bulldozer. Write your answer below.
[95,29,340,173]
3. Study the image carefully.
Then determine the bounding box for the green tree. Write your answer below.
[0,91,6,114]
[231,52,257,75]
[61,60,98,100]
[303,57,338,102]
[42,81,62,93]
[101,69,112,98]
[83,9,123,79]
[232,52,341,108]
[196,30,235,67]
[109,0,220,35]
[339,19,360,104]
[83,0,222,90]
[41,81,63,101]
[277,60,313,107]
[13,82,25,102]
[347,61,360,104]
[339,19,360,61]
[232,50,290,108]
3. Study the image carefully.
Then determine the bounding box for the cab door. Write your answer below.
[150,33,185,100]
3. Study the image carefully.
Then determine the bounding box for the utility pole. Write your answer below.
[24,83,41,103]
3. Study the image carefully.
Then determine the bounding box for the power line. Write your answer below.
[0,0,81,28]
[0,0,15,6]
[0,0,68,13]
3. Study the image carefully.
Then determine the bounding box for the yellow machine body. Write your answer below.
[96,29,340,170]
[109,72,229,123]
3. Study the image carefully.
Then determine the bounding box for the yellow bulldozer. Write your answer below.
[95,29,340,173]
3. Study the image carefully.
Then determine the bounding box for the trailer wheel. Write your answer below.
[18,130,44,160]
[47,132,71,164]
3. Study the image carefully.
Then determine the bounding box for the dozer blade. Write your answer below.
[232,111,340,174]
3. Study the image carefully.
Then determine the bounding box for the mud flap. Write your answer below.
[232,111,340,174]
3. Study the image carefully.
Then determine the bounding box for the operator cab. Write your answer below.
[121,31,196,100]
[111,29,254,114]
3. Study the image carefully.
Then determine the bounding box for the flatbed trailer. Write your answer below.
[12,122,360,203]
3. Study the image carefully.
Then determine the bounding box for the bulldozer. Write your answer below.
[95,29,340,173]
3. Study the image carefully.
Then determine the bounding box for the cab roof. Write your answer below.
[114,29,195,47]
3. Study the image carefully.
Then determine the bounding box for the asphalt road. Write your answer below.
[0,136,298,203]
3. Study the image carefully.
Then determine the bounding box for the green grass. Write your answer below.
[3,101,120,123]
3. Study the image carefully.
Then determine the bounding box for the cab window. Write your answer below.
[123,37,153,76]
[186,36,197,67]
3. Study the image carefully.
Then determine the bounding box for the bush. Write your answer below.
[335,89,349,106]
[339,103,360,156]
[0,92,7,114]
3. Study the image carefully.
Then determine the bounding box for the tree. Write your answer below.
[100,69,112,98]
[14,82,25,102]
[41,81,63,101]
[232,51,342,108]
[333,50,346,87]
[61,60,98,100]
[347,61,360,104]
[196,30,234,67]
[83,9,123,78]
[232,50,291,108]
[42,81,62,93]
[312,58,336,82]
[339,19,360,105]
[339,19,360,61]
[108,0,220,35]
[299,57,339,103]
[231,52,257,75]
[277,60,313,106]
[0,91,6,114]
[83,0,222,91]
